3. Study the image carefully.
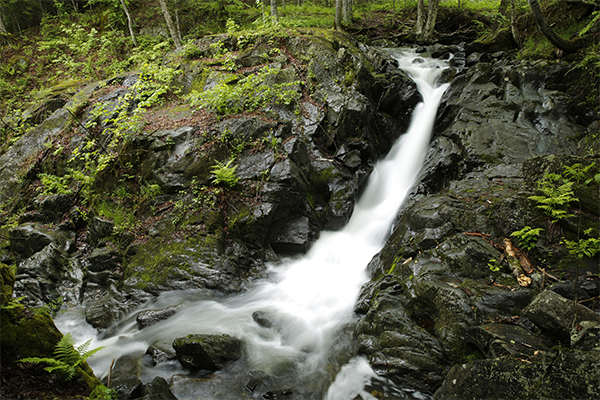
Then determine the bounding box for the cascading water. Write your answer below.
[56,48,450,400]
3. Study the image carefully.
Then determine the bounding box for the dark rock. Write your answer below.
[109,376,143,400]
[143,376,178,400]
[570,320,600,351]
[173,333,243,372]
[13,242,69,307]
[469,323,549,358]
[268,216,314,255]
[147,339,178,366]
[87,247,121,273]
[262,389,293,399]
[9,224,66,259]
[523,290,600,344]
[137,305,182,330]
[433,350,600,400]
[252,311,273,328]
[87,217,114,246]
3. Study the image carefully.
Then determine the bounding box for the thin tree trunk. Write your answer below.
[0,12,7,35]
[282,0,286,12]
[342,0,352,24]
[527,0,581,53]
[416,0,424,36]
[174,0,182,44]
[158,0,181,48]
[510,0,521,47]
[119,0,137,47]
[423,0,440,41]
[335,0,342,30]
[271,0,278,24]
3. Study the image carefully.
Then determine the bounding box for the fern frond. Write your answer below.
[53,333,80,366]
[20,356,62,366]
[79,344,105,363]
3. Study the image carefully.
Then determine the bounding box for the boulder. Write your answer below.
[173,333,243,372]
[137,305,182,330]
[523,290,600,344]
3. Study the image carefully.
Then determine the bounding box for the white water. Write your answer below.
[56,49,450,399]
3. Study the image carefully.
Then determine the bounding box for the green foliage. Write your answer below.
[487,258,501,272]
[529,173,576,222]
[188,65,301,115]
[510,226,543,252]
[563,230,600,260]
[20,332,103,382]
[89,384,116,400]
[38,173,73,196]
[211,160,239,188]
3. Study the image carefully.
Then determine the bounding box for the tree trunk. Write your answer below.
[158,0,181,48]
[119,0,137,47]
[270,0,278,24]
[342,0,352,24]
[527,0,581,53]
[423,0,440,41]
[510,0,521,47]
[415,0,424,36]
[335,0,342,30]
[0,12,7,35]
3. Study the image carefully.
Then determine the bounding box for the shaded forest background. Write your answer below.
[1,0,599,123]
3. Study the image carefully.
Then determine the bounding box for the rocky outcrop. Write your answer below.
[355,46,599,398]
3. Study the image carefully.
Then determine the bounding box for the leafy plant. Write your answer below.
[528,173,576,222]
[89,384,116,400]
[510,226,543,252]
[20,333,103,381]
[211,160,239,188]
[487,258,501,272]
[188,65,301,115]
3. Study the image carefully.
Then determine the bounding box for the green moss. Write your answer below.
[122,235,220,290]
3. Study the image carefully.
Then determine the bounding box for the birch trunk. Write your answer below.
[158,0,181,48]
[423,0,440,41]
[271,0,278,24]
[415,0,424,36]
[335,0,342,30]
[119,0,137,47]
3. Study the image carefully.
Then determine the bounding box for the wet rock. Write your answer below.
[523,290,600,344]
[85,284,152,329]
[173,333,243,372]
[469,323,549,358]
[143,376,178,400]
[13,242,69,307]
[9,224,67,259]
[147,339,178,366]
[268,215,314,255]
[88,247,121,273]
[252,311,273,328]
[109,376,143,400]
[270,159,308,192]
[433,350,600,400]
[137,305,182,330]
[570,320,600,351]
[87,217,114,246]
[355,275,447,393]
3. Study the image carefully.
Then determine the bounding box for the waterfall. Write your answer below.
[56,48,450,400]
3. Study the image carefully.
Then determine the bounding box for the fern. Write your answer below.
[20,333,103,381]
[529,174,576,222]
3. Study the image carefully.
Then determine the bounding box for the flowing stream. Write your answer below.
[56,48,450,400]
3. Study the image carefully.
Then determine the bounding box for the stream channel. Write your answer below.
[56,48,451,400]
